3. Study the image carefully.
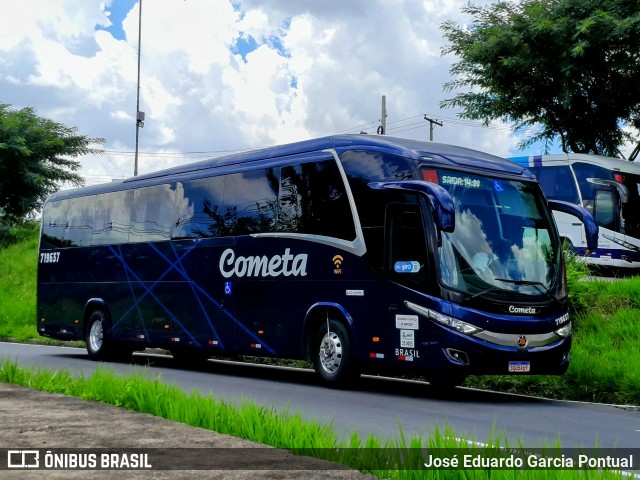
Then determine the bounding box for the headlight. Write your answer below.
[555,321,572,338]
[430,311,482,334]
[405,301,482,335]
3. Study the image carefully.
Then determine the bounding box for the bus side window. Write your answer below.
[340,150,414,182]
[65,196,95,247]
[91,190,133,245]
[277,164,304,233]
[572,163,612,202]
[340,150,414,228]
[173,176,225,239]
[41,199,69,248]
[594,189,617,230]
[130,184,175,242]
[278,160,356,240]
[532,166,579,204]
[385,203,427,284]
[223,168,279,235]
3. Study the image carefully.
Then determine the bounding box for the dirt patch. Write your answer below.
[0,383,377,479]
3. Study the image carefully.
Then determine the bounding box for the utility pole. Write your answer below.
[377,95,387,134]
[134,0,144,177]
[424,115,442,141]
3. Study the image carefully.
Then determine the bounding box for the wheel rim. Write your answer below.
[319,331,343,374]
[88,319,104,353]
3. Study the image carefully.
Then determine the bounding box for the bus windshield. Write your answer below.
[425,169,561,298]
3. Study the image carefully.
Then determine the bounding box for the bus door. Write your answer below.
[591,182,627,263]
[383,198,435,363]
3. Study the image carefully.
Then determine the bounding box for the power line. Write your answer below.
[101,113,521,159]
[332,119,380,135]
[349,111,524,136]
[86,113,534,181]
[102,148,251,158]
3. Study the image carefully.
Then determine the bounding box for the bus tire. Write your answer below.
[313,319,359,386]
[85,310,130,362]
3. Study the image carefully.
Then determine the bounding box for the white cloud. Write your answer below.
[123,0,240,74]
[1,0,537,181]
[0,0,110,49]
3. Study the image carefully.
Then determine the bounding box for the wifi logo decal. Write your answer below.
[332,255,344,275]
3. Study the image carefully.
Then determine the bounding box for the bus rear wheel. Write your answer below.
[313,319,359,386]
[85,310,131,362]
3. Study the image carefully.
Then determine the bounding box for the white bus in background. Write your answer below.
[510,154,640,271]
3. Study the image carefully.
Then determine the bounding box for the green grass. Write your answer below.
[464,254,640,405]
[0,223,39,341]
[1,227,640,406]
[0,360,626,479]
[0,228,636,477]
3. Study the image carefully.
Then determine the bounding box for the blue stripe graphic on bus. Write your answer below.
[161,241,223,349]
[117,245,150,342]
[107,242,275,355]
[165,244,276,354]
[162,243,276,354]
[108,244,205,349]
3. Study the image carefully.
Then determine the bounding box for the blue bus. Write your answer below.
[510,154,640,271]
[37,135,597,388]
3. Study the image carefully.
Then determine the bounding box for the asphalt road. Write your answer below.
[1,342,639,451]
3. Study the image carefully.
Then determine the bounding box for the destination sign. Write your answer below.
[440,175,482,188]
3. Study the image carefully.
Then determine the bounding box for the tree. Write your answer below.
[440,0,640,156]
[0,104,104,224]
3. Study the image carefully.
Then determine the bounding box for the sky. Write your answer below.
[0,0,585,185]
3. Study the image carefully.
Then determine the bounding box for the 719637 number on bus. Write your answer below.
[39,252,60,264]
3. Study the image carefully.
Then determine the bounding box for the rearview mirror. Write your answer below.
[548,199,599,250]
[368,180,455,233]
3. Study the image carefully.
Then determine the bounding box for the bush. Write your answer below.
[0,221,40,248]
[564,251,593,315]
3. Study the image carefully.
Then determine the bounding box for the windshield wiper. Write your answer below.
[462,285,507,303]
[494,278,561,305]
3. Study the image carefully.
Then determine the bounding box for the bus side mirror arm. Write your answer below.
[368,181,455,233]
[548,199,599,251]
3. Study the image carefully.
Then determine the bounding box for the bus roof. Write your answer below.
[49,135,530,200]
[130,135,527,182]
[510,153,640,175]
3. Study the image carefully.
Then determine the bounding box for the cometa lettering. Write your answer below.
[219,248,308,278]
[509,305,538,314]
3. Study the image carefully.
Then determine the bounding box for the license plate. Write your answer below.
[508,361,530,373]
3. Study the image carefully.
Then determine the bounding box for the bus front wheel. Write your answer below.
[313,319,359,386]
